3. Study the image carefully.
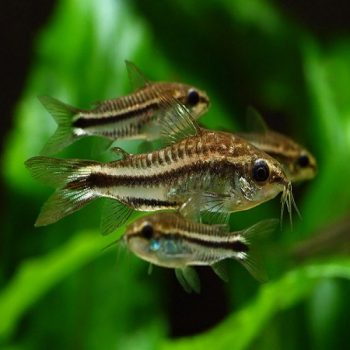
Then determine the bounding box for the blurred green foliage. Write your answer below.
[1,0,350,349]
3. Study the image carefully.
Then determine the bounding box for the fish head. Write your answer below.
[171,83,210,118]
[289,148,317,182]
[125,214,185,268]
[226,135,293,213]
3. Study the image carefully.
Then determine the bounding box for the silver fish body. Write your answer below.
[125,212,278,288]
[40,78,209,155]
[25,129,290,234]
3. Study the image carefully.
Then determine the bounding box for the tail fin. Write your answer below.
[237,218,279,282]
[25,156,99,226]
[39,96,81,155]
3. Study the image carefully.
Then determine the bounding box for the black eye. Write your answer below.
[141,224,153,239]
[187,89,199,106]
[253,159,270,182]
[298,155,310,168]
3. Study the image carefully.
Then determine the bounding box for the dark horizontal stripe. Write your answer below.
[125,197,177,208]
[84,160,237,188]
[135,231,249,253]
[181,234,249,253]
[72,102,158,128]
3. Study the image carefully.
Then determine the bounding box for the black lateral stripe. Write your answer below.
[125,197,177,208]
[84,161,236,188]
[72,102,159,128]
[136,232,249,252]
[181,234,249,252]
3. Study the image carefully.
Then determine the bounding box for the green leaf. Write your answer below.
[161,258,350,350]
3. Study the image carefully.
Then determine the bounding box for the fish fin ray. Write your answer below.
[175,267,201,293]
[125,60,151,90]
[100,198,134,236]
[238,253,268,283]
[246,106,269,133]
[38,96,80,155]
[25,156,99,226]
[241,218,279,240]
[155,94,200,145]
[179,192,230,225]
[211,261,229,282]
[35,187,96,226]
[234,219,278,282]
[25,156,97,188]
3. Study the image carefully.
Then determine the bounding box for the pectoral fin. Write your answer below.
[179,192,231,225]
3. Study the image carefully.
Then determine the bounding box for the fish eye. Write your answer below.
[140,223,153,239]
[252,159,270,182]
[298,154,310,168]
[187,89,200,106]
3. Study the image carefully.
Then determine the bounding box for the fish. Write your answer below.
[25,99,295,235]
[124,212,279,292]
[237,107,317,182]
[39,61,210,155]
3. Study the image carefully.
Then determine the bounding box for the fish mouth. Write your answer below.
[280,182,300,229]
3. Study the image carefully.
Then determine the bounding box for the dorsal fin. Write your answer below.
[246,106,269,133]
[156,94,201,145]
[125,60,150,90]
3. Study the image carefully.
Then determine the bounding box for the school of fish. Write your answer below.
[25,62,317,292]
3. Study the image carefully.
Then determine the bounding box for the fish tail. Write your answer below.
[235,218,279,282]
[39,96,80,155]
[25,156,99,226]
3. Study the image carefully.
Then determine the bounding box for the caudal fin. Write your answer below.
[237,219,279,282]
[25,156,99,226]
[39,96,80,155]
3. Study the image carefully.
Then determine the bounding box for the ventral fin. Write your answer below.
[179,192,231,225]
[246,106,269,134]
[211,261,229,282]
[125,60,150,90]
[110,147,131,160]
[100,198,134,236]
[175,267,201,293]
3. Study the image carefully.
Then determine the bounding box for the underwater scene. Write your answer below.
[1,1,350,349]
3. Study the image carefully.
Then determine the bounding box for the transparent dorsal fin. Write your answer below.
[110,147,131,160]
[246,106,269,134]
[156,94,201,145]
[100,198,134,236]
[125,60,151,90]
[211,261,229,282]
[175,267,201,293]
